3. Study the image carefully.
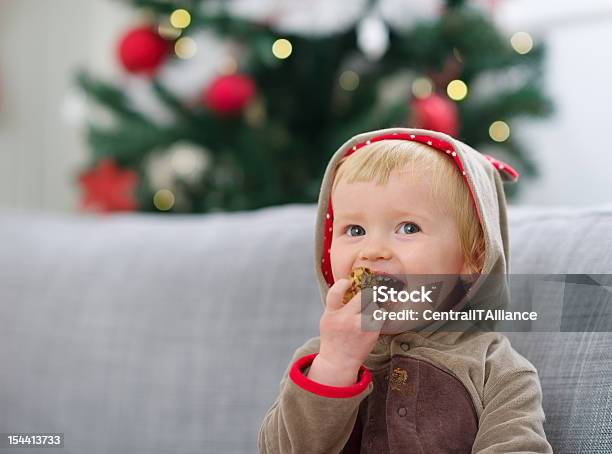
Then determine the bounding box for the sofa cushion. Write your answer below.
[506,205,612,452]
[0,205,322,454]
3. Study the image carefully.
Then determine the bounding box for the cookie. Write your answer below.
[342,267,406,305]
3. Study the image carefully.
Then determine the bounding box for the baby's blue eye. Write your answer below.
[345,225,365,237]
[398,222,420,234]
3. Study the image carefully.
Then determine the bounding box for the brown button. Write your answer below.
[400,342,410,351]
[398,407,407,417]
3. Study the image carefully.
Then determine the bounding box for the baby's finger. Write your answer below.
[361,300,387,332]
[325,278,353,311]
[344,286,375,315]
[343,289,363,314]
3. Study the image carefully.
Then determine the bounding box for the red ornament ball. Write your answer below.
[117,26,169,75]
[411,93,459,137]
[203,74,256,116]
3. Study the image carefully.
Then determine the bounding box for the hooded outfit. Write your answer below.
[258,127,552,454]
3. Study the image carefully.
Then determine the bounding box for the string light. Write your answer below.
[452,47,463,63]
[153,189,175,211]
[411,77,433,99]
[158,23,181,40]
[171,149,197,176]
[511,32,533,54]
[170,9,191,29]
[218,55,237,75]
[339,70,359,91]
[245,99,267,127]
[272,38,292,59]
[175,37,197,59]
[489,121,510,142]
[356,14,389,61]
[447,79,468,101]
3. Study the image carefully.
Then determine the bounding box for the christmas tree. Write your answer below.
[75,0,552,213]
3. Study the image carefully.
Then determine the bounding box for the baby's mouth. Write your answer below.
[371,270,407,288]
[372,270,407,285]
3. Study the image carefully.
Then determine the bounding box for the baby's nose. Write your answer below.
[360,239,392,261]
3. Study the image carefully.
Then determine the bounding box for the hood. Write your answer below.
[312,127,519,338]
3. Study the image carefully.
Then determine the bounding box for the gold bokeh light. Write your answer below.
[218,55,237,75]
[489,121,510,142]
[175,37,197,59]
[511,32,533,54]
[153,189,175,211]
[272,39,292,59]
[339,71,360,91]
[170,9,191,29]
[412,77,433,99]
[447,79,468,101]
[158,23,181,40]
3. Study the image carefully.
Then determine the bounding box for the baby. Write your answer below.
[258,128,552,453]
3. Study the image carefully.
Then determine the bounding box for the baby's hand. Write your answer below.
[306,278,384,387]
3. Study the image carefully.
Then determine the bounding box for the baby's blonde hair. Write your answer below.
[331,140,485,275]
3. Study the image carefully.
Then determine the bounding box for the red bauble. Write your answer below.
[411,93,459,137]
[203,74,256,116]
[117,26,169,75]
[78,158,139,213]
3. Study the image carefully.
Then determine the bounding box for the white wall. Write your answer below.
[0,0,132,212]
[0,0,611,212]
[497,0,612,206]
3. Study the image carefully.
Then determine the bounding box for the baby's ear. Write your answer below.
[482,154,519,183]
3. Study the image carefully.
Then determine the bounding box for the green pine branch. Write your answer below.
[76,71,152,125]
[76,0,554,212]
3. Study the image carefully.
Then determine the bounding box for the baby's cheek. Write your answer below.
[329,255,339,281]
[329,250,344,281]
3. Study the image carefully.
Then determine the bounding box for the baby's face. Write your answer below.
[330,167,469,282]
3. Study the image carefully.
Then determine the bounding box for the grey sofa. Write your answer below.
[0,204,611,454]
